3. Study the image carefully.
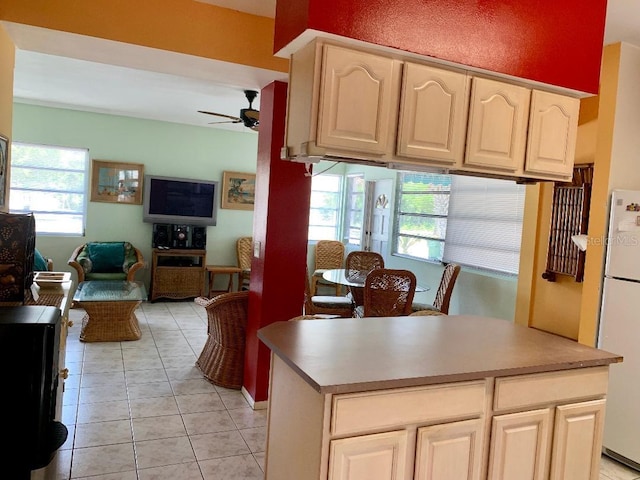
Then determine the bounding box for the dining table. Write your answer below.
[322,268,429,292]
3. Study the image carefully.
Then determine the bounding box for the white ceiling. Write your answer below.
[5,0,640,132]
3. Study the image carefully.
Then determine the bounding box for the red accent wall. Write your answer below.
[243,81,312,402]
[274,0,606,94]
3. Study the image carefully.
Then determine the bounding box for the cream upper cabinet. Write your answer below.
[329,431,410,480]
[397,63,470,166]
[317,44,399,156]
[414,419,484,480]
[464,77,531,174]
[284,40,580,182]
[525,90,580,181]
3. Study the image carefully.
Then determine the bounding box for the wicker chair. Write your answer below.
[355,268,417,317]
[345,251,385,307]
[311,240,345,296]
[304,267,354,318]
[68,242,144,283]
[409,310,445,316]
[412,263,461,314]
[195,291,249,389]
[236,237,252,291]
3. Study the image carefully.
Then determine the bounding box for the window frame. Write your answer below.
[308,173,344,242]
[9,142,89,236]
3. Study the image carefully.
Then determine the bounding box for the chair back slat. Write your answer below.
[433,264,461,314]
[363,268,416,317]
[345,251,385,306]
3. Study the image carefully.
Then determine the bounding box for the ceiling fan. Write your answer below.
[198,90,260,131]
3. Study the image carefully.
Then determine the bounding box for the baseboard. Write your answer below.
[241,386,268,410]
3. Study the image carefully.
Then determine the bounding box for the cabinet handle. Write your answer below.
[60,368,69,379]
[67,319,74,328]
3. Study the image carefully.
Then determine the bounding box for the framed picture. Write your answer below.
[0,133,7,208]
[221,171,256,210]
[90,159,144,204]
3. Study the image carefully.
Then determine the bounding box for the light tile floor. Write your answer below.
[47,300,265,480]
[42,300,639,479]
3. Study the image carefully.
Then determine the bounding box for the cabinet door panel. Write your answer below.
[525,90,579,178]
[329,430,409,480]
[465,78,530,172]
[488,408,552,480]
[318,44,398,155]
[549,399,606,480]
[397,63,470,165]
[415,419,483,480]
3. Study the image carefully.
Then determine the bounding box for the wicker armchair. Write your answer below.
[412,263,461,314]
[195,291,249,389]
[236,237,252,291]
[68,242,144,283]
[304,268,353,318]
[345,251,385,307]
[355,268,417,317]
[311,240,345,296]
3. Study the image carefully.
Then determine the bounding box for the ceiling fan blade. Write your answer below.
[207,119,243,125]
[198,110,242,122]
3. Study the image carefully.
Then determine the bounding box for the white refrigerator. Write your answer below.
[599,189,640,469]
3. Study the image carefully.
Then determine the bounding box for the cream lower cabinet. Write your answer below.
[489,368,609,480]
[329,430,410,480]
[265,357,609,480]
[414,419,484,480]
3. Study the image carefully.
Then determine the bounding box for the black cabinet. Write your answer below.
[0,306,67,477]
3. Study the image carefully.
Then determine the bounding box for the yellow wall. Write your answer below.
[578,44,620,346]
[0,0,288,73]
[0,24,14,212]
[515,94,602,339]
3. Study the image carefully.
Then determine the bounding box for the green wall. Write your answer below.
[339,163,519,321]
[12,103,257,288]
[13,103,517,319]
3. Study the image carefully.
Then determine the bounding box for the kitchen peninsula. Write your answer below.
[258,315,622,480]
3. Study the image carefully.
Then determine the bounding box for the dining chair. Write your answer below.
[236,237,252,291]
[345,251,385,307]
[304,268,354,318]
[412,263,461,314]
[355,268,417,317]
[311,240,345,296]
[194,291,249,389]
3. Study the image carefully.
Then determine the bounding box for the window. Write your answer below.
[308,174,343,241]
[10,143,89,235]
[393,172,525,275]
[342,174,365,246]
[394,173,451,262]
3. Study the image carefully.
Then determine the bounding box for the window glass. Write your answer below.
[394,173,451,262]
[10,143,89,235]
[308,174,343,241]
[343,174,365,246]
[393,171,525,274]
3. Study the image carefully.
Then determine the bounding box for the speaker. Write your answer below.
[152,223,171,248]
[192,227,207,249]
[172,224,191,248]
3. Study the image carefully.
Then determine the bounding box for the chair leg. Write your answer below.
[310,275,319,296]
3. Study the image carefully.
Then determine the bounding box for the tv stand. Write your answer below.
[151,248,206,302]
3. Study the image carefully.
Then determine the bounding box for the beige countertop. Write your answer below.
[257,315,622,394]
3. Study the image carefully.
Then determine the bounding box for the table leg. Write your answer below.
[79,300,142,342]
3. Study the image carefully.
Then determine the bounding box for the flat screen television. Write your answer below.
[142,175,219,226]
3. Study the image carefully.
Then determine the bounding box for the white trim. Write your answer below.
[241,386,268,410]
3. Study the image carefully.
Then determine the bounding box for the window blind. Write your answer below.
[443,176,525,275]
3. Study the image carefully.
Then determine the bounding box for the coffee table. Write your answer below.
[74,281,147,342]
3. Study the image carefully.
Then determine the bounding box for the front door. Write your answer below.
[362,179,393,256]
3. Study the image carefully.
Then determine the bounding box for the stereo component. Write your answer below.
[152,223,207,250]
